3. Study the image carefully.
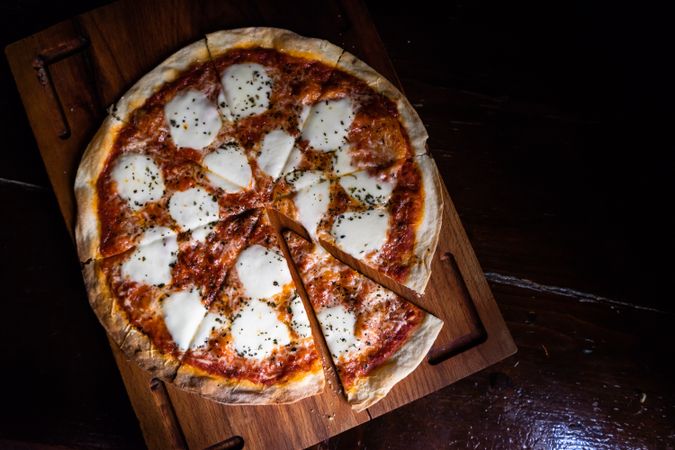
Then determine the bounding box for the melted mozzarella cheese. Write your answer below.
[289,295,312,339]
[298,104,311,129]
[236,245,292,299]
[190,311,229,349]
[316,305,362,359]
[206,171,245,193]
[302,98,355,151]
[168,187,219,230]
[294,180,330,238]
[121,233,178,286]
[338,171,394,207]
[284,170,324,191]
[280,146,303,178]
[332,145,359,176]
[221,63,272,119]
[139,226,175,245]
[161,288,207,351]
[216,89,233,122]
[165,89,221,149]
[231,299,291,360]
[257,129,296,179]
[203,144,252,188]
[111,153,164,210]
[190,222,216,244]
[331,209,390,257]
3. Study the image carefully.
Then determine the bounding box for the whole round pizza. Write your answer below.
[75,27,444,410]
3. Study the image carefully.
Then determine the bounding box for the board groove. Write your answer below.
[5,1,516,448]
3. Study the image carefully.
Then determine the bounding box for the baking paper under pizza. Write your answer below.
[75,28,443,408]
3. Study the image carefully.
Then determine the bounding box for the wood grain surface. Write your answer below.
[2,0,674,449]
[5,0,515,448]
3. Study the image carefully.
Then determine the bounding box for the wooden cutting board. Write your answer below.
[5,1,516,448]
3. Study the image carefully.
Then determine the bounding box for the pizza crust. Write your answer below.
[82,260,180,379]
[405,155,444,294]
[346,313,443,411]
[336,51,428,157]
[174,358,325,405]
[112,38,211,122]
[74,115,126,262]
[206,27,344,67]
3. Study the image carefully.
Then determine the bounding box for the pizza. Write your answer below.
[284,230,443,411]
[75,27,443,407]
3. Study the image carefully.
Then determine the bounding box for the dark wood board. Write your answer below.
[5,1,515,448]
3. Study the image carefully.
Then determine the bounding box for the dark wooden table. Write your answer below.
[2,1,674,449]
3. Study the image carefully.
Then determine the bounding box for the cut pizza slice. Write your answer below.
[284,230,443,411]
[318,155,443,294]
[272,155,442,294]
[272,49,428,196]
[206,28,344,197]
[175,212,324,404]
[82,210,260,378]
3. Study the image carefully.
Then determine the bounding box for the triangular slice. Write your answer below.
[273,155,442,294]
[175,213,324,404]
[318,155,442,294]
[82,210,260,379]
[284,230,443,411]
[272,48,426,194]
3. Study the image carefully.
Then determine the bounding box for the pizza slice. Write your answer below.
[272,49,427,196]
[318,155,443,293]
[272,155,442,293]
[284,230,443,411]
[175,212,324,404]
[82,209,259,379]
[206,29,343,197]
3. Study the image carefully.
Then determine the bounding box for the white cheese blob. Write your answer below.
[316,305,362,359]
[298,104,311,130]
[257,129,296,179]
[222,63,272,119]
[280,146,303,178]
[289,295,312,339]
[111,154,164,210]
[338,171,394,207]
[284,170,324,191]
[190,222,216,244]
[216,89,233,122]
[139,226,175,246]
[161,288,207,351]
[236,245,292,299]
[294,180,330,238]
[203,144,252,188]
[231,299,291,360]
[331,209,390,257]
[165,89,221,150]
[121,233,178,286]
[333,145,359,176]
[206,171,245,193]
[302,98,355,151]
[190,311,229,349]
[168,187,219,230]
